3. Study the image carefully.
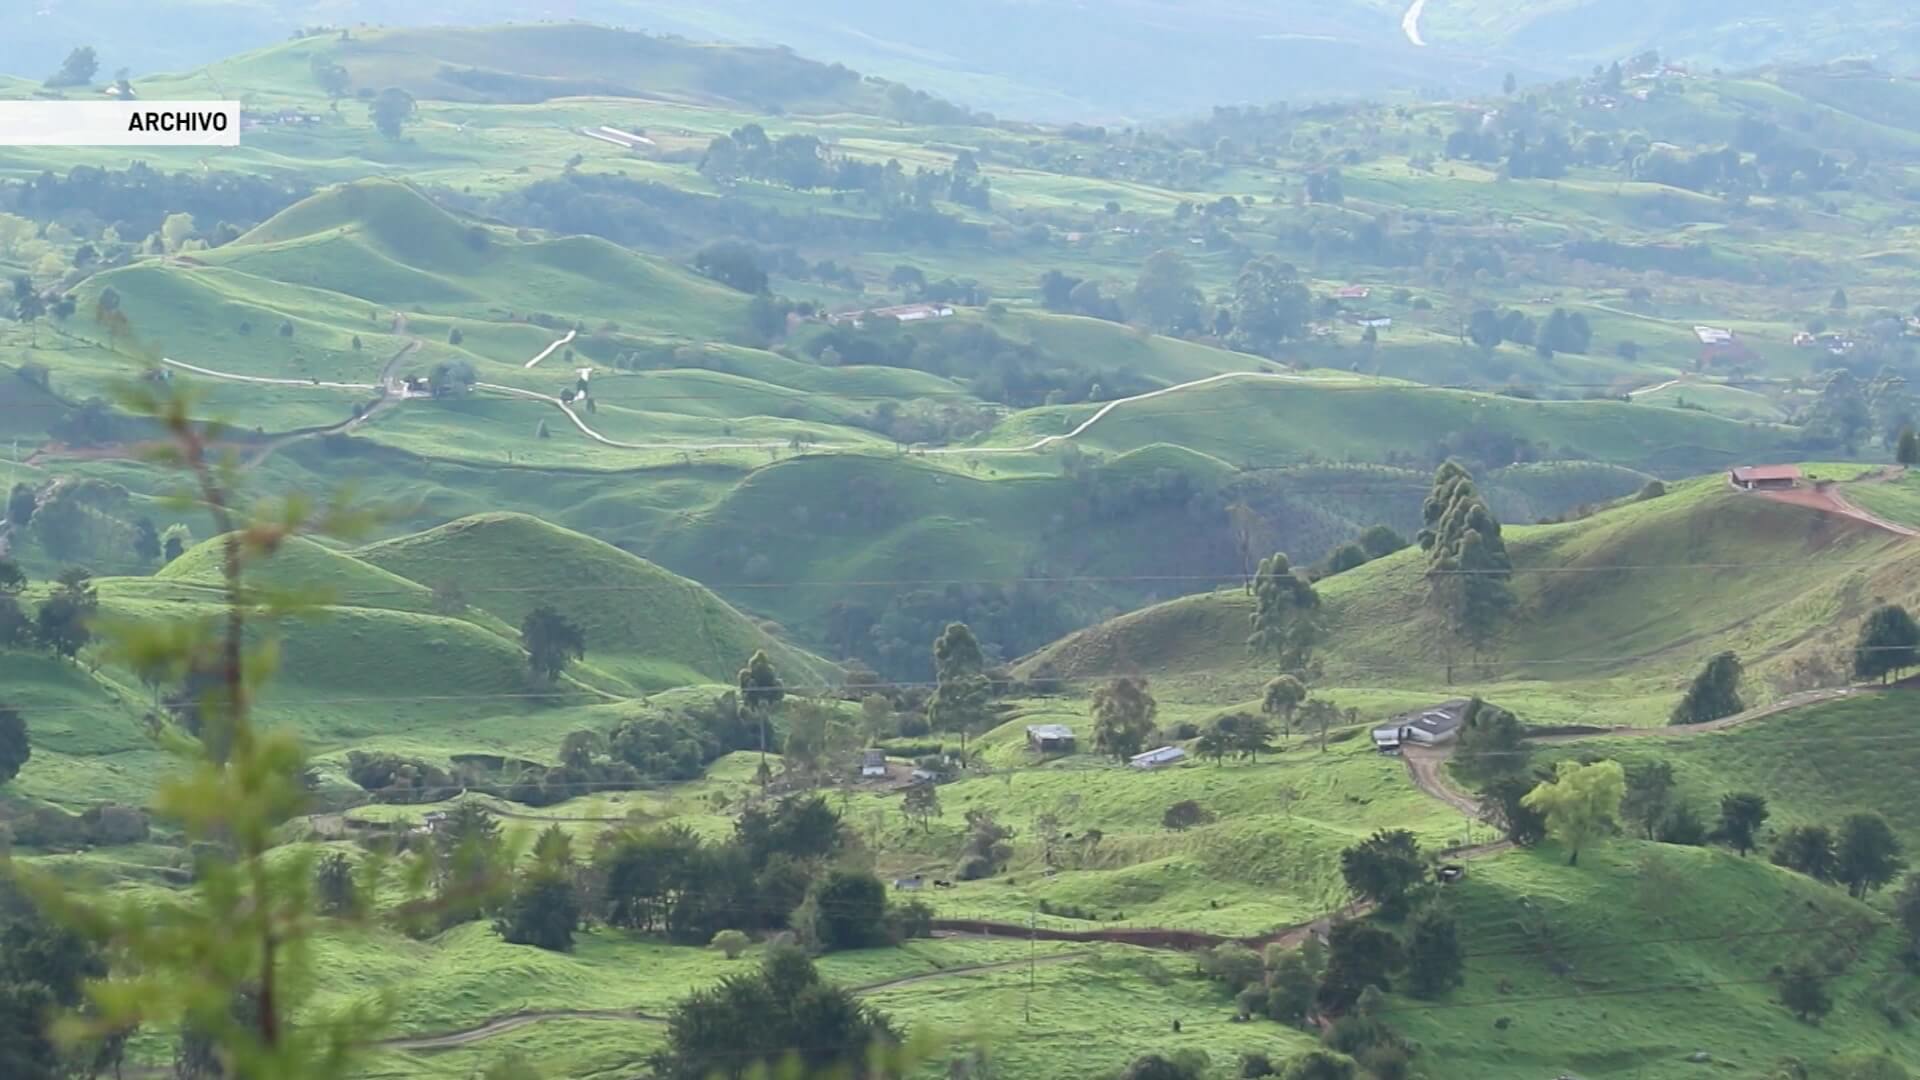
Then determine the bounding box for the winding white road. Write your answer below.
[1402,0,1430,47]
[521,328,577,369]
[156,332,1368,459]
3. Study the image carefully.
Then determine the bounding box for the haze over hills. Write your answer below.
[7,11,1920,1080]
[6,0,1920,120]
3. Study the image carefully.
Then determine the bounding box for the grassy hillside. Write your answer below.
[355,511,837,690]
[1021,476,1920,723]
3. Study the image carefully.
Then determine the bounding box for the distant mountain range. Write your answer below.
[8,0,1916,121]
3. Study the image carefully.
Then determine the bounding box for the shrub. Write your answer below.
[955,853,994,880]
[710,929,751,959]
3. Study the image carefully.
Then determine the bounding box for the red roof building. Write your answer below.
[1729,465,1801,490]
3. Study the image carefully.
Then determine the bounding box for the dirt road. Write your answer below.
[1529,685,1861,745]
[1754,484,1917,538]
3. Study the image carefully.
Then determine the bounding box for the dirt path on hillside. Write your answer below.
[1529,685,1864,745]
[1402,745,1482,815]
[521,328,577,368]
[1753,484,1918,537]
[383,1007,666,1050]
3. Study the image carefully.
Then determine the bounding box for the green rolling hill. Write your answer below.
[1020,475,1919,723]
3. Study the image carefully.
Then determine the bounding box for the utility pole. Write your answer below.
[1025,905,1036,1024]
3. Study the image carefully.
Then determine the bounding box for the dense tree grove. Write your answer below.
[650,945,898,1080]
[1419,463,1514,677]
[1672,651,1744,725]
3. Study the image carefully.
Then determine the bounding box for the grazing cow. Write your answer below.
[933,879,955,889]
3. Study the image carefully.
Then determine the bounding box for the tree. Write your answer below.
[650,946,898,1080]
[6,483,33,529]
[0,705,27,785]
[1248,552,1320,673]
[804,870,889,951]
[427,360,476,398]
[1339,829,1425,918]
[1900,428,1920,466]
[1300,697,1341,753]
[1453,698,1528,778]
[1325,542,1369,576]
[1620,761,1676,840]
[1779,961,1832,1023]
[1317,920,1402,1013]
[1357,525,1407,559]
[1162,799,1212,831]
[1420,463,1514,677]
[1121,1054,1204,1080]
[1503,71,1518,95]
[1466,308,1503,352]
[693,241,767,294]
[369,87,416,139]
[736,650,785,712]
[1714,792,1769,856]
[1222,711,1275,762]
[710,929,751,959]
[1264,949,1317,1024]
[1521,759,1625,866]
[1230,257,1312,354]
[10,276,44,346]
[1092,676,1157,761]
[1830,287,1849,312]
[520,605,584,683]
[1656,802,1709,846]
[1280,1051,1357,1080]
[310,57,351,102]
[314,852,357,916]
[1406,909,1463,998]
[1854,604,1920,684]
[46,46,99,87]
[1834,812,1905,899]
[927,622,993,747]
[132,516,161,566]
[35,567,96,660]
[162,523,192,563]
[1480,776,1547,846]
[16,362,414,1079]
[1131,250,1203,333]
[1671,651,1744,725]
[1262,675,1305,740]
[1772,825,1838,882]
[901,781,940,832]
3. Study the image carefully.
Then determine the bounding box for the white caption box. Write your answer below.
[0,101,242,147]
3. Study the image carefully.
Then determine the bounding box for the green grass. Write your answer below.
[1022,476,1919,724]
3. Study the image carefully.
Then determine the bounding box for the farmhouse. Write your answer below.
[860,749,888,778]
[1370,699,1472,752]
[1729,465,1801,491]
[825,303,956,328]
[1345,312,1393,329]
[1335,285,1372,300]
[1128,745,1187,770]
[1692,326,1735,345]
[1026,724,1076,753]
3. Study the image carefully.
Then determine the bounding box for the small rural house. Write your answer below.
[1729,465,1801,491]
[860,749,888,778]
[1370,699,1471,752]
[825,303,956,328]
[1026,724,1076,753]
[1335,285,1372,300]
[1692,326,1735,345]
[1128,745,1187,770]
